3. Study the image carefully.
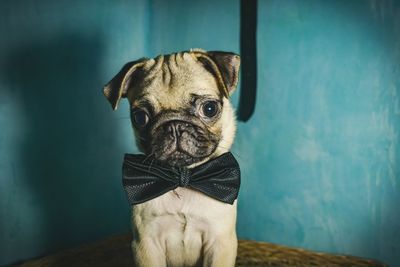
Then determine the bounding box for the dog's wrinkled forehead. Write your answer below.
[103,49,240,110]
[128,52,219,110]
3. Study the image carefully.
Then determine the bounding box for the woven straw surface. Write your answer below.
[13,234,387,267]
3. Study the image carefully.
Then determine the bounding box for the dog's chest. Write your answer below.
[133,188,218,235]
[131,188,236,264]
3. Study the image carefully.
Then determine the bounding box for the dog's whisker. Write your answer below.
[136,136,146,141]
[148,158,155,171]
[142,153,154,163]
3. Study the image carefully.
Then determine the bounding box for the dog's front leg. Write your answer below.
[132,239,166,267]
[202,234,238,267]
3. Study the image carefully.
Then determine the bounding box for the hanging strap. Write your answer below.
[238,0,258,122]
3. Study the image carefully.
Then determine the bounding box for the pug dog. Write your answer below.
[103,49,240,267]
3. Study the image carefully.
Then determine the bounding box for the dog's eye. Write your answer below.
[201,101,219,118]
[132,109,149,127]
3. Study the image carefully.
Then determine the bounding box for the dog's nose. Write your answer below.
[164,120,187,138]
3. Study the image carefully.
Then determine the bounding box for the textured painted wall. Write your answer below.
[235,1,400,267]
[0,0,146,265]
[1,0,400,267]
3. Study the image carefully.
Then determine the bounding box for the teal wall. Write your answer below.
[0,0,146,265]
[1,1,399,266]
[237,2,400,267]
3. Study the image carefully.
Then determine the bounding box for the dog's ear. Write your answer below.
[192,50,240,97]
[103,59,147,110]
[207,51,241,95]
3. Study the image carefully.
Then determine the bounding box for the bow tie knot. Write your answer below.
[122,152,241,205]
[174,167,190,187]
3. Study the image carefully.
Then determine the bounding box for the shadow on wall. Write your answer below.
[3,33,127,255]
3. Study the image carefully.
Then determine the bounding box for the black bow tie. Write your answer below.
[122,152,240,205]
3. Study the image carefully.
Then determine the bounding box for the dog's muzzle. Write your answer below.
[149,114,218,166]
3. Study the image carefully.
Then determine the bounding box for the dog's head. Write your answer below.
[103,49,240,167]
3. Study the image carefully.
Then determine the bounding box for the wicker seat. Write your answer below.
[14,234,386,267]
